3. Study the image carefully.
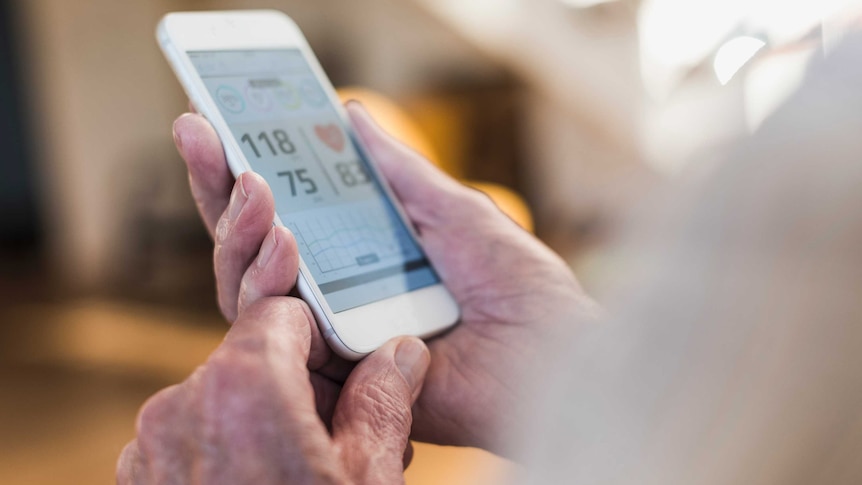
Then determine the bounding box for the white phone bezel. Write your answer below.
[157,10,459,359]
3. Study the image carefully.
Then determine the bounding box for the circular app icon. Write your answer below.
[245,86,272,112]
[274,82,302,110]
[215,85,245,114]
[300,78,326,107]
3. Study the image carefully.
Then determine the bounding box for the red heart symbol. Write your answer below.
[314,124,345,153]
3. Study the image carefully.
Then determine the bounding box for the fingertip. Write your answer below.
[172,119,184,153]
[345,100,371,123]
[174,111,199,125]
[175,113,229,189]
[239,171,274,204]
[344,99,365,114]
[173,113,194,154]
[276,225,299,260]
[253,227,279,270]
[243,169,267,186]
[233,171,250,199]
[392,337,430,400]
[345,101,381,142]
[254,225,297,275]
[232,171,275,223]
[353,336,430,399]
[172,112,204,152]
[175,113,220,159]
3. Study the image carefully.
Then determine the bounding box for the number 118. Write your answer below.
[241,129,296,157]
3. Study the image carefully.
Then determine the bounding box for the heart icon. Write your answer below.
[314,124,346,153]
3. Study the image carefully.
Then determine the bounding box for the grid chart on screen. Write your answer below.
[288,204,413,274]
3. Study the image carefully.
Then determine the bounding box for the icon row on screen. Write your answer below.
[215,78,326,114]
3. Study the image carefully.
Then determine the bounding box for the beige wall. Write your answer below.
[18,0,188,288]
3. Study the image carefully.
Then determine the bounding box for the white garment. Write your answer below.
[519,36,862,484]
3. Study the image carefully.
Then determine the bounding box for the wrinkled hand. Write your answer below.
[118,294,430,484]
[172,103,598,454]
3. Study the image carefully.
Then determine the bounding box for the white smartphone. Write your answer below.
[157,10,459,360]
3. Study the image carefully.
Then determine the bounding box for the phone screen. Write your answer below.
[188,49,439,313]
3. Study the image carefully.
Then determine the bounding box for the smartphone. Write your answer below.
[157,10,459,360]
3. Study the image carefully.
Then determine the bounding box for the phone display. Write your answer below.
[158,10,459,359]
[189,49,439,313]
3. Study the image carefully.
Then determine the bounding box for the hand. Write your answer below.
[345,104,600,453]
[172,104,599,454]
[118,294,431,484]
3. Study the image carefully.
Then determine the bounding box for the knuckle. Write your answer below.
[195,359,245,438]
[136,386,179,433]
[135,385,184,454]
[116,441,138,484]
[192,351,289,449]
[200,351,254,399]
[199,349,271,413]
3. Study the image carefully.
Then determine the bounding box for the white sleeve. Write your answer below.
[518,36,862,485]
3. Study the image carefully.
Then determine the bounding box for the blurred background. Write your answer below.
[0,0,858,483]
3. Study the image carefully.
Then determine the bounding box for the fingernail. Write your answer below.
[394,338,429,394]
[228,175,249,221]
[257,230,278,268]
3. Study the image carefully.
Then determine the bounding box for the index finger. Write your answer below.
[173,113,234,237]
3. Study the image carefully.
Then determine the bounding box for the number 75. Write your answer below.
[277,169,318,196]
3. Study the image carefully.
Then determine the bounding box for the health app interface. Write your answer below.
[189,50,438,312]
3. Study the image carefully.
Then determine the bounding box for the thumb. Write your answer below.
[332,337,430,484]
[346,101,476,228]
